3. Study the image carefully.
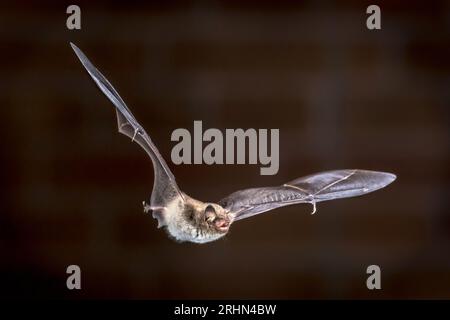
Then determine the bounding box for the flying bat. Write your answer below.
[70,43,396,244]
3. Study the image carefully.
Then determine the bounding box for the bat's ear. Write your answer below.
[152,209,167,228]
[205,204,216,221]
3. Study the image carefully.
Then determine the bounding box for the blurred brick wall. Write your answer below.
[0,1,449,298]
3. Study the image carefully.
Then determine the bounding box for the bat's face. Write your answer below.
[165,199,232,244]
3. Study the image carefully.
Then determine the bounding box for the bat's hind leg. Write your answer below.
[143,201,168,228]
[142,201,165,214]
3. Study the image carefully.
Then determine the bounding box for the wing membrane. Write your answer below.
[71,43,183,209]
[219,169,396,221]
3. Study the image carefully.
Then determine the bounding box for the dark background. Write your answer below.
[0,0,449,299]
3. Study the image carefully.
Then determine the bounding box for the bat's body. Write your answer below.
[71,43,396,244]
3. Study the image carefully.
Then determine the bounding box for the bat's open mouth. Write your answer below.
[214,218,229,232]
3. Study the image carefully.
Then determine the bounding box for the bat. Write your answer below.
[70,43,396,244]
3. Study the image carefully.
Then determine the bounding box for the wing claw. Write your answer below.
[132,128,139,142]
[310,201,317,215]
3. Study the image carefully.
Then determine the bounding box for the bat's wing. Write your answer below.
[219,169,396,221]
[70,43,184,225]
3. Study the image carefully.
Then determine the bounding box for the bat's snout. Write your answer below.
[214,218,230,232]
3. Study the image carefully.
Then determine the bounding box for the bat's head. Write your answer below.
[186,202,231,243]
[202,203,231,233]
[165,198,231,244]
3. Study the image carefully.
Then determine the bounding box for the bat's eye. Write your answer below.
[204,205,216,223]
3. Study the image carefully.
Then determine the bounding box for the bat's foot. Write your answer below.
[310,201,317,215]
[142,202,168,228]
[142,201,166,214]
[143,201,152,213]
